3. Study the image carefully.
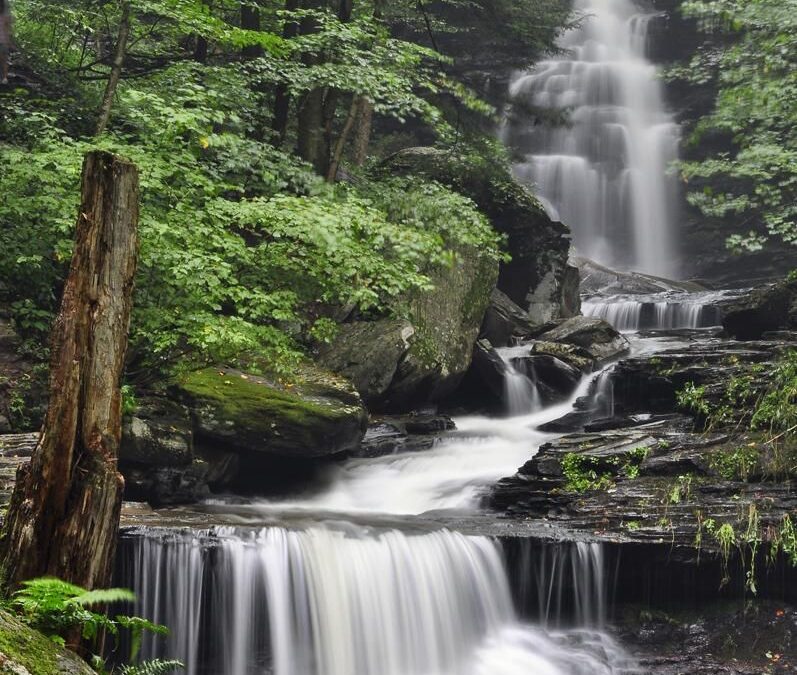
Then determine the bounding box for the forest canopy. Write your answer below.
[0,0,570,379]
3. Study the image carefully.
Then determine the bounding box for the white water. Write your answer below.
[235,367,609,517]
[125,526,638,675]
[583,297,720,330]
[496,345,542,415]
[507,0,680,276]
[122,336,694,674]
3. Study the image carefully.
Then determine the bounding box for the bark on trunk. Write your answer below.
[352,96,373,166]
[95,1,132,136]
[241,1,262,58]
[327,96,359,182]
[271,0,300,142]
[0,151,139,595]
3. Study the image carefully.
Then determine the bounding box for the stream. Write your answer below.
[119,325,707,674]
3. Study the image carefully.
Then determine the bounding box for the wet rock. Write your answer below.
[720,278,797,340]
[0,433,37,513]
[480,288,542,348]
[383,147,577,325]
[577,257,705,296]
[354,415,455,458]
[120,397,193,467]
[538,316,630,362]
[524,340,594,372]
[178,365,368,458]
[511,354,581,401]
[123,460,212,506]
[620,601,797,675]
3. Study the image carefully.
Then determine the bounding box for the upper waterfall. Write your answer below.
[506,0,681,277]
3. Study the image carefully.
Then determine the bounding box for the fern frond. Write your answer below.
[117,659,185,675]
[72,588,136,607]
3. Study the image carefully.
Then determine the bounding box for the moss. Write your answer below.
[0,610,92,674]
[180,368,358,430]
[178,365,367,457]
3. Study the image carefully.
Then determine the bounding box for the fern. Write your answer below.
[117,659,184,675]
[73,588,136,607]
[9,576,174,671]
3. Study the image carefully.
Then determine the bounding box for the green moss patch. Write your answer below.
[0,609,93,674]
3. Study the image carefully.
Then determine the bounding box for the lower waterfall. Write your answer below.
[120,526,638,675]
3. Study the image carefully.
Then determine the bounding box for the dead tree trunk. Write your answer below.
[0,151,139,595]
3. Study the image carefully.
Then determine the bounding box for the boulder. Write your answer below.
[384,242,498,409]
[383,147,579,325]
[122,460,212,506]
[318,319,415,403]
[480,288,542,348]
[0,609,94,674]
[720,278,797,340]
[320,242,498,411]
[120,397,193,467]
[178,365,368,458]
[511,354,581,401]
[538,316,630,362]
[469,338,509,400]
[577,257,704,297]
[355,415,455,458]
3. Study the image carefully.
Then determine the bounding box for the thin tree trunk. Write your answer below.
[352,96,373,166]
[0,151,139,595]
[327,96,359,182]
[95,1,132,136]
[271,0,300,142]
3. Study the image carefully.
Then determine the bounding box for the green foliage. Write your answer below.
[676,382,710,416]
[561,447,648,493]
[710,445,760,481]
[675,0,797,250]
[0,0,569,382]
[677,351,797,479]
[9,578,180,673]
[116,660,185,675]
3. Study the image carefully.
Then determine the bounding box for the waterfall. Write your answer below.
[507,0,681,276]
[582,297,721,330]
[121,526,638,675]
[496,345,542,415]
[509,541,610,628]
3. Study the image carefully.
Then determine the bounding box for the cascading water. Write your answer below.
[583,297,721,330]
[121,526,638,675]
[119,341,687,675]
[506,0,681,276]
[496,345,542,415]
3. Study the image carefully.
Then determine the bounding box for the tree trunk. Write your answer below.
[352,96,373,166]
[271,0,300,143]
[327,96,359,182]
[0,151,139,595]
[95,0,132,136]
[241,1,262,58]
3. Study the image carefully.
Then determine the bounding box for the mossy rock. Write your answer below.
[318,242,498,411]
[178,365,368,458]
[0,610,93,674]
[383,146,579,325]
[385,241,499,409]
